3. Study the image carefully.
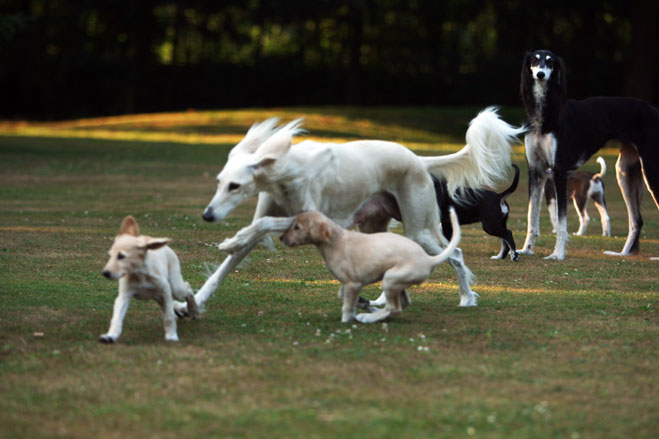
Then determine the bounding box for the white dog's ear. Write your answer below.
[249,155,278,178]
[254,118,303,158]
[118,215,140,237]
[230,118,281,158]
[142,237,170,251]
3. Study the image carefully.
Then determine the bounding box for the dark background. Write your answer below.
[1,0,657,120]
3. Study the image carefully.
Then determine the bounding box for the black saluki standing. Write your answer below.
[519,49,659,260]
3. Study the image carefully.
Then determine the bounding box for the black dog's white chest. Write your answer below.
[525,131,557,173]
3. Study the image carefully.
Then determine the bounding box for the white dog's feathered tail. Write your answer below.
[421,107,524,196]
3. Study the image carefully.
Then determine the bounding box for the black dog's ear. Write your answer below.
[520,52,535,111]
[554,55,566,86]
[549,54,567,102]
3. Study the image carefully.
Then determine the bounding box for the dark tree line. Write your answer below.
[0,0,656,119]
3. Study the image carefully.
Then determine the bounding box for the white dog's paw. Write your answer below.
[603,250,632,257]
[98,334,117,344]
[165,334,180,342]
[173,302,189,318]
[218,230,254,253]
[355,310,390,323]
[458,292,479,307]
[518,248,534,256]
[543,252,565,261]
[218,237,244,254]
[368,292,387,308]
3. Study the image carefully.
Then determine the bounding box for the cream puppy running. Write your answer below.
[280,209,461,323]
[100,215,198,343]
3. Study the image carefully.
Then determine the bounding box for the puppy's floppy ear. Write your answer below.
[312,222,331,244]
[119,215,139,237]
[143,237,170,251]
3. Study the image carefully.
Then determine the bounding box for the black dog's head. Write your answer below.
[520,50,567,120]
[524,50,558,81]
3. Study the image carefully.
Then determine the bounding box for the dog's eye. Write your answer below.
[117,253,126,260]
[228,182,241,192]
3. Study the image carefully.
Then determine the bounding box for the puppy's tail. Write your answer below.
[430,208,461,268]
[498,164,520,200]
[593,157,607,180]
[421,107,524,198]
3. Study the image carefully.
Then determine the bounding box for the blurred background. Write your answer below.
[1,0,657,120]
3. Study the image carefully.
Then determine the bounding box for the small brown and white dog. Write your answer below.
[545,157,611,236]
[280,209,461,323]
[100,215,198,343]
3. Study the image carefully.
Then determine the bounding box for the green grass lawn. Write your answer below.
[0,107,657,439]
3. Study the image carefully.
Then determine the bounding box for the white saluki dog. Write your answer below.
[190,108,523,314]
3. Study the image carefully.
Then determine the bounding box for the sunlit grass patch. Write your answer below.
[0,107,658,439]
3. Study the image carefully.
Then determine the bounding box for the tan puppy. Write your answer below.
[280,209,461,323]
[100,216,198,343]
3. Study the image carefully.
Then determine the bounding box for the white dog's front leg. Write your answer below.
[219,216,295,254]
[194,241,258,311]
[100,289,131,343]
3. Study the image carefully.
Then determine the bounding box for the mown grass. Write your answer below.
[0,107,657,439]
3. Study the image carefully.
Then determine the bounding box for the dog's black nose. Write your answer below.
[202,207,215,222]
[536,71,545,79]
[102,270,112,279]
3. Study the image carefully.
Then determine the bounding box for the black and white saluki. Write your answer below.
[519,49,659,260]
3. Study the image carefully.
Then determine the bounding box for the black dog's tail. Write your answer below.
[498,164,520,200]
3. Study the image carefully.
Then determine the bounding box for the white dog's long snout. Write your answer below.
[202,206,216,222]
[531,65,552,81]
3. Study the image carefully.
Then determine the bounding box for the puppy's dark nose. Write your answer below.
[536,71,545,79]
[202,207,215,222]
[102,270,112,279]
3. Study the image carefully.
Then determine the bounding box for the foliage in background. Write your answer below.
[0,1,657,119]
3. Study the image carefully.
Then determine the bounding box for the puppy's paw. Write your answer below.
[98,334,117,344]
